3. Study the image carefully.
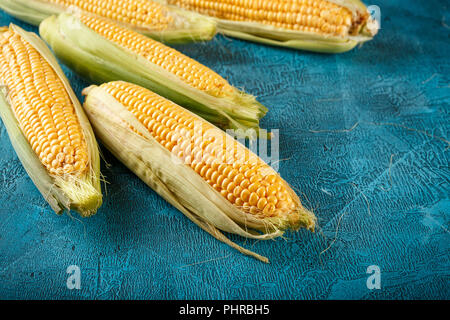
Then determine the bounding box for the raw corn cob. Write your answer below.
[0,24,102,216]
[40,12,267,135]
[0,0,216,43]
[83,81,316,262]
[165,0,379,52]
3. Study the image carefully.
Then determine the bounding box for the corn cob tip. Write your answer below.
[293,206,317,232]
[55,175,103,217]
[265,203,316,233]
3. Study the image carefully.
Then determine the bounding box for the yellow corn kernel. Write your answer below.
[100,81,296,218]
[0,28,88,176]
[168,0,353,37]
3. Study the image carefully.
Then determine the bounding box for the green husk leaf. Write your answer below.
[39,13,267,137]
[161,0,378,53]
[0,24,102,216]
[0,0,216,43]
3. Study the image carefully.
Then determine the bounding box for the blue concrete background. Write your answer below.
[0,0,448,300]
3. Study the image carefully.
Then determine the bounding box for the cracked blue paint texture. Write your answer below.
[0,0,449,300]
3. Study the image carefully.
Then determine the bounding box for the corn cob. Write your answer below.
[40,13,267,135]
[0,0,216,44]
[165,0,379,52]
[82,81,316,262]
[0,24,102,216]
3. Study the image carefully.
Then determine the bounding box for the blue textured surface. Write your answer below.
[0,0,449,300]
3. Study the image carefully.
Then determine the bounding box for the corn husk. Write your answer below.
[0,25,102,216]
[0,0,217,43]
[40,13,267,136]
[161,0,379,53]
[82,84,316,262]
